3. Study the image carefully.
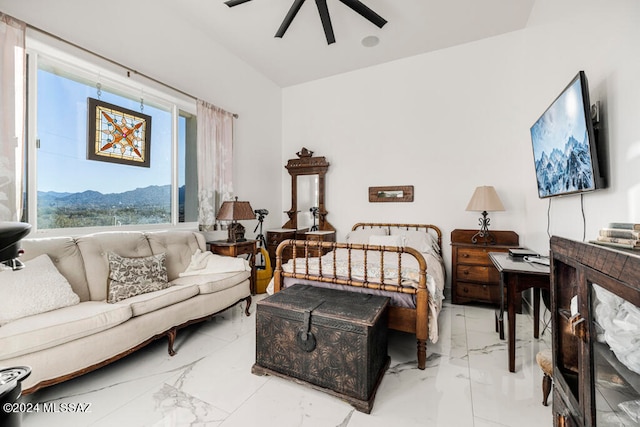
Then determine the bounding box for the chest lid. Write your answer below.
[260,284,389,326]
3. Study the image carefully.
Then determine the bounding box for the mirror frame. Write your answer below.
[283,148,334,231]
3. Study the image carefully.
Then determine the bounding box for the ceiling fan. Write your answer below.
[224,0,387,45]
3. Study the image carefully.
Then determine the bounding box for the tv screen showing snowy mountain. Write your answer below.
[530,72,598,198]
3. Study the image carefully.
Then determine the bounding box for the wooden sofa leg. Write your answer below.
[417,339,427,370]
[542,373,552,406]
[244,295,252,316]
[167,328,177,356]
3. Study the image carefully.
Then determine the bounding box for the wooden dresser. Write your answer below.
[303,230,336,257]
[451,229,519,305]
[267,229,337,266]
[266,228,307,267]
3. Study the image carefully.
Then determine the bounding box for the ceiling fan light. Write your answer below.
[361,35,379,47]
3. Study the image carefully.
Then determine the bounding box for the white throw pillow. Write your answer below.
[345,228,388,244]
[390,229,440,253]
[0,254,80,325]
[368,234,404,247]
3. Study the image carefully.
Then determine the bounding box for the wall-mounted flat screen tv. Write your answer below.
[530,71,606,198]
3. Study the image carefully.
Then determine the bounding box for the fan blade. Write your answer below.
[275,0,306,38]
[225,0,252,6]
[315,0,335,44]
[338,0,387,28]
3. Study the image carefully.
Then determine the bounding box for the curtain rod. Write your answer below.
[26,23,239,119]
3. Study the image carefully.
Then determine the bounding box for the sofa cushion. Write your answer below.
[76,232,154,301]
[0,255,80,326]
[171,270,250,294]
[117,284,200,317]
[145,231,206,280]
[107,252,170,303]
[0,301,132,359]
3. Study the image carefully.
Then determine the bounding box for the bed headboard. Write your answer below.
[351,223,442,254]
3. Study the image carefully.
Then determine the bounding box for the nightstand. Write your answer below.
[451,229,519,306]
[208,239,257,294]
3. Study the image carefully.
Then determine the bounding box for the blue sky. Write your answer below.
[37,69,185,194]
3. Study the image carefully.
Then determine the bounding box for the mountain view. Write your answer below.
[38,185,185,228]
[535,131,595,197]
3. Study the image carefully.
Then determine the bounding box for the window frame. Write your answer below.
[25,33,198,236]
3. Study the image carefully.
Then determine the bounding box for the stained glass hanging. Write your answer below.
[86,97,152,167]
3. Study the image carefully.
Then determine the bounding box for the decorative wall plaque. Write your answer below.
[369,185,414,202]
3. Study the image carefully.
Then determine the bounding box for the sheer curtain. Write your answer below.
[0,14,26,222]
[196,99,234,231]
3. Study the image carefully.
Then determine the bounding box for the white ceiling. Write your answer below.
[177,0,536,87]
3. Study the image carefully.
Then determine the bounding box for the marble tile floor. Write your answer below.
[19,298,553,427]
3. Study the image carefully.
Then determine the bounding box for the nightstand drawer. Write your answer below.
[457,247,493,265]
[455,282,500,303]
[456,265,500,283]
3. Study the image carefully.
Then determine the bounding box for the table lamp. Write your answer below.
[466,186,505,245]
[216,197,255,242]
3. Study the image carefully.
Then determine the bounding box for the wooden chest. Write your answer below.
[252,284,390,413]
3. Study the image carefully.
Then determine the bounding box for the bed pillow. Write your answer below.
[368,234,404,247]
[0,254,80,325]
[390,229,440,254]
[345,228,388,244]
[107,252,169,303]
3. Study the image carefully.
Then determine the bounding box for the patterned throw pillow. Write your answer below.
[107,252,169,303]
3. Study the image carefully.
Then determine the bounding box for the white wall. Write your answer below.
[2,0,638,280]
[282,0,640,283]
[0,0,284,233]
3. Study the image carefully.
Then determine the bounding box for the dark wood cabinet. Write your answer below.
[550,236,640,426]
[303,230,336,257]
[451,229,519,305]
[267,229,336,267]
[266,228,307,267]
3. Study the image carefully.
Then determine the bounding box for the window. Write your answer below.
[26,44,197,232]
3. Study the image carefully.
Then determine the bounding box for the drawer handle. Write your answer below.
[462,253,469,258]
[463,270,469,275]
[463,288,469,293]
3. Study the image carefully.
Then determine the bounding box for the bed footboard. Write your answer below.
[273,239,429,369]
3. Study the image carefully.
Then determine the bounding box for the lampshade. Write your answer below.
[466,186,505,212]
[216,198,256,221]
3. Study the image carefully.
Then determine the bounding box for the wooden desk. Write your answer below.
[489,252,550,372]
[208,239,257,294]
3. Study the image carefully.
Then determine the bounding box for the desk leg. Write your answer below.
[496,271,505,340]
[508,275,516,373]
[533,287,540,339]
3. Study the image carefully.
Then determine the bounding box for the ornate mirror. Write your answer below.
[282,148,334,231]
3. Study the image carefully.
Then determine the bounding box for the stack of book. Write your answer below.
[592,222,640,250]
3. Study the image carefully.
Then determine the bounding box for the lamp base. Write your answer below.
[227,222,247,243]
[471,211,497,245]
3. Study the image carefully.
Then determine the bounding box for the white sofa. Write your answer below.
[0,230,251,394]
